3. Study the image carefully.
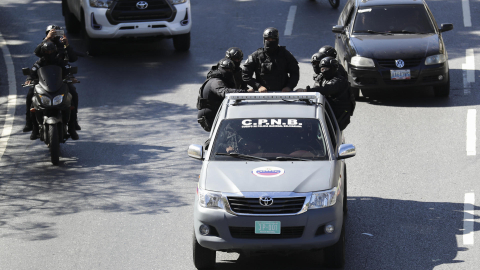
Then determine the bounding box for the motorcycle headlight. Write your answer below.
[89,0,113,8]
[425,54,447,65]
[53,94,64,106]
[39,95,51,106]
[350,56,375,67]
[198,187,224,209]
[308,188,338,209]
[168,0,187,4]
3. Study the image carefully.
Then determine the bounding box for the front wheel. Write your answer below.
[193,233,216,269]
[173,32,191,52]
[49,124,60,165]
[329,0,340,9]
[63,0,81,34]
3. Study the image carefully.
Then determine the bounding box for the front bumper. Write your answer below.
[193,194,344,253]
[84,3,191,39]
[348,61,449,90]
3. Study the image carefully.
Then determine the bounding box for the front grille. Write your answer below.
[377,58,423,69]
[230,226,304,239]
[227,197,306,215]
[111,0,173,22]
[383,79,417,85]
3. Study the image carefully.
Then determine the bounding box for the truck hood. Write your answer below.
[351,33,442,59]
[204,161,333,193]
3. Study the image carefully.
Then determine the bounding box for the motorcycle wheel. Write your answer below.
[49,124,60,165]
[329,0,340,9]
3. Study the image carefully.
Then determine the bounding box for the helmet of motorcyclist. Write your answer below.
[41,41,58,63]
[318,45,337,59]
[319,56,339,80]
[225,47,244,69]
[217,58,236,86]
[311,52,327,74]
[45,25,61,36]
[263,27,279,53]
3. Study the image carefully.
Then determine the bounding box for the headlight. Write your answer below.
[198,187,224,209]
[89,0,112,8]
[168,0,187,4]
[53,94,64,106]
[39,95,51,106]
[350,56,375,67]
[425,54,447,65]
[308,188,338,209]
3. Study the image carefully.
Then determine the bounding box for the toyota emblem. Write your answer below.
[259,196,274,206]
[136,1,148,9]
[395,59,405,68]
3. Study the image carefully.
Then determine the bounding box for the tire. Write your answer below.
[343,165,348,215]
[173,32,191,52]
[63,0,81,34]
[193,233,216,270]
[81,14,101,56]
[324,220,346,268]
[49,124,60,165]
[329,0,340,9]
[434,74,450,97]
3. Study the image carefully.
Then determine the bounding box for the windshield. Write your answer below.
[210,118,328,161]
[353,5,435,34]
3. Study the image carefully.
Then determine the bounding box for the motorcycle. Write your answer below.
[22,65,78,165]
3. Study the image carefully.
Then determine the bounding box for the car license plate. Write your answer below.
[390,69,411,80]
[255,221,281,234]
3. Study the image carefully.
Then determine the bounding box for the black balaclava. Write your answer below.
[313,64,321,75]
[264,39,279,54]
[321,68,336,80]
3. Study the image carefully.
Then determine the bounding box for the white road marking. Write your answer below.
[463,193,475,246]
[284,6,297,36]
[462,0,472,27]
[466,109,476,156]
[462,49,475,95]
[0,31,17,162]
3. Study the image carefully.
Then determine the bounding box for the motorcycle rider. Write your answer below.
[242,27,299,92]
[24,25,81,133]
[24,41,79,140]
[197,58,253,132]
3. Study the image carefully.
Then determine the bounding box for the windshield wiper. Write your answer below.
[389,30,431,34]
[354,30,392,35]
[215,152,269,161]
[276,156,311,161]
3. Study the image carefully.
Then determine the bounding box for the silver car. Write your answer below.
[188,93,356,269]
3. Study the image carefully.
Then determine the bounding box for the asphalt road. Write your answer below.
[0,0,479,269]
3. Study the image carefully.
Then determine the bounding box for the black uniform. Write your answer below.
[207,65,248,90]
[34,38,78,62]
[242,47,300,92]
[197,70,247,132]
[309,73,354,130]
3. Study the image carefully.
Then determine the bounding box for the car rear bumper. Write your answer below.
[193,194,344,253]
[348,61,449,89]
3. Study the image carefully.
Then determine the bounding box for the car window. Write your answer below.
[323,113,337,151]
[210,118,328,161]
[339,1,352,25]
[353,5,435,34]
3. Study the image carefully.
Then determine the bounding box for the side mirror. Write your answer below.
[439,23,453,32]
[332,25,345,34]
[188,144,204,160]
[22,68,31,76]
[69,66,78,74]
[337,144,356,159]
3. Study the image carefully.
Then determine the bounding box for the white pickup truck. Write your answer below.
[62,0,191,55]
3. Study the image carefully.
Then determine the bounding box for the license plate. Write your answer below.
[255,221,281,234]
[390,69,411,80]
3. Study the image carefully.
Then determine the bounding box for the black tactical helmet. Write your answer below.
[218,58,235,71]
[225,47,244,62]
[45,25,61,36]
[320,56,339,71]
[318,45,337,59]
[311,52,324,64]
[263,27,279,40]
[41,41,57,55]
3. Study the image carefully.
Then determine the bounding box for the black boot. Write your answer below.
[75,121,81,131]
[68,122,79,140]
[23,114,33,132]
[30,123,39,140]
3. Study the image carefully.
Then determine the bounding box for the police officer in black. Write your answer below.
[242,27,300,92]
[312,45,348,81]
[225,47,248,90]
[197,59,253,132]
[302,57,354,130]
[24,25,80,133]
[24,41,79,140]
